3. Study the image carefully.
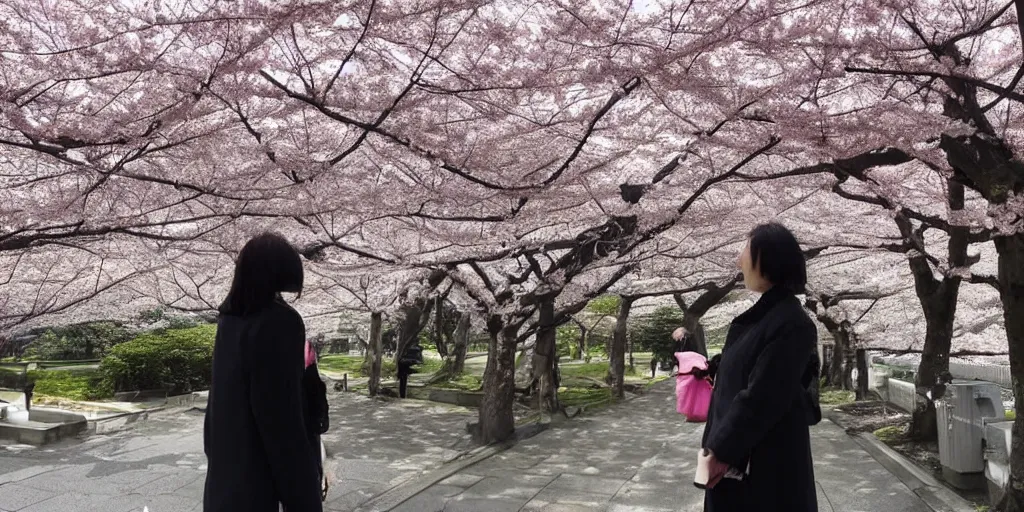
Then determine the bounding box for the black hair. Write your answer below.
[218,232,304,316]
[748,222,807,294]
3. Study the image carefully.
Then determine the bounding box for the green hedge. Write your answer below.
[99,325,216,395]
[27,370,111,401]
[23,321,133,360]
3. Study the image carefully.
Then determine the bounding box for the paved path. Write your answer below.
[0,393,475,512]
[0,381,967,512]
[393,383,948,512]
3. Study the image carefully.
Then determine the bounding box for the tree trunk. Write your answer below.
[903,181,967,441]
[571,318,588,361]
[531,299,560,413]
[855,348,869,400]
[607,297,634,399]
[673,281,737,358]
[995,233,1024,512]
[429,313,471,384]
[434,297,448,358]
[842,343,855,391]
[830,330,847,389]
[478,317,519,444]
[909,307,957,440]
[450,313,470,375]
[367,312,383,397]
[394,299,434,365]
[628,328,634,371]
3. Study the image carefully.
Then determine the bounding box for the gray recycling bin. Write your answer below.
[935,381,1004,489]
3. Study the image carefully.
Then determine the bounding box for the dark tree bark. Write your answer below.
[394,299,435,364]
[841,334,856,391]
[855,348,870,400]
[434,296,448,358]
[995,233,1024,512]
[429,312,471,384]
[607,297,635,399]
[806,297,850,390]
[672,277,739,358]
[393,271,446,364]
[907,181,968,440]
[367,312,383,397]
[936,104,1024,508]
[478,316,520,444]
[531,299,560,413]
[449,313,470,375]
[571,317,588,361]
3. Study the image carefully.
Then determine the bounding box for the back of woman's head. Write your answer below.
[219,232,304,316]
[748,222,807,294]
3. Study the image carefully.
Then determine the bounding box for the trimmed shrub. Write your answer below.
[22,321,133,360]
[100,325,216,395]
[27,370,111,401]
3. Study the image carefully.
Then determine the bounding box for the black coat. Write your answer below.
[204,299,323,512]
[702,287,821,512]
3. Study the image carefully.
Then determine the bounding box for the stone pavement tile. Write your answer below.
[436,473,484,488]
[524,488,613,509]
[18,492,114,512]
[132,471,203,496]
[443,496,524,512]
[388,485,466,512]
[459,474,554,501]
[133,492,204,512]
[811,420,934,512]
[327,459,410,487]
[0,465,60,487]
[546,473,628,496]
[0,483,56,511]
[607,505,676,512]
[15,466,127,496]
[326,486,385,512]
[612,480,693,510]
[521,503,605,512]
[169,473,205,498]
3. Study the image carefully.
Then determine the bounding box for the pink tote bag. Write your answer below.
[675,351,712,422]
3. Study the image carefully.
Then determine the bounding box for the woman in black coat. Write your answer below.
[203,232,323,512]
[701,222,821,512]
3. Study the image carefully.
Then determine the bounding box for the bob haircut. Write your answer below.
[218,232,304,316]
[748,222,807,294]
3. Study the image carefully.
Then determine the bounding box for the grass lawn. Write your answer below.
[560,362,610,381]
[819,388,855,406]
[433,372,483,391]
[317,355,366,376]
[560,387,612,407]
[318,354,444,379]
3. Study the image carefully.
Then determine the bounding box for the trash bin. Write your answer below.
[936,380,1004,489]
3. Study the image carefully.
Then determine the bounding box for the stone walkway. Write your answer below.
[0,381,970,512]
[0,393,476,512]
[391,383,951,512]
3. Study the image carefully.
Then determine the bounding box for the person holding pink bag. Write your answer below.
[698,222,821,512]
[672,328,715,422]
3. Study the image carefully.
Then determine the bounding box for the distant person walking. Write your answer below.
[699,222,821,512]
[397,343,423,398]
[203,232,323,512]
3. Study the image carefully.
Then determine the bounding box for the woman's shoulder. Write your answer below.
[766,296,816,333]
[265,299,303,325]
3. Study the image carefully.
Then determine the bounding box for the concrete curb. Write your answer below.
[851,432,975,512]
[354,442,514,512]
[89,391,208,434]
